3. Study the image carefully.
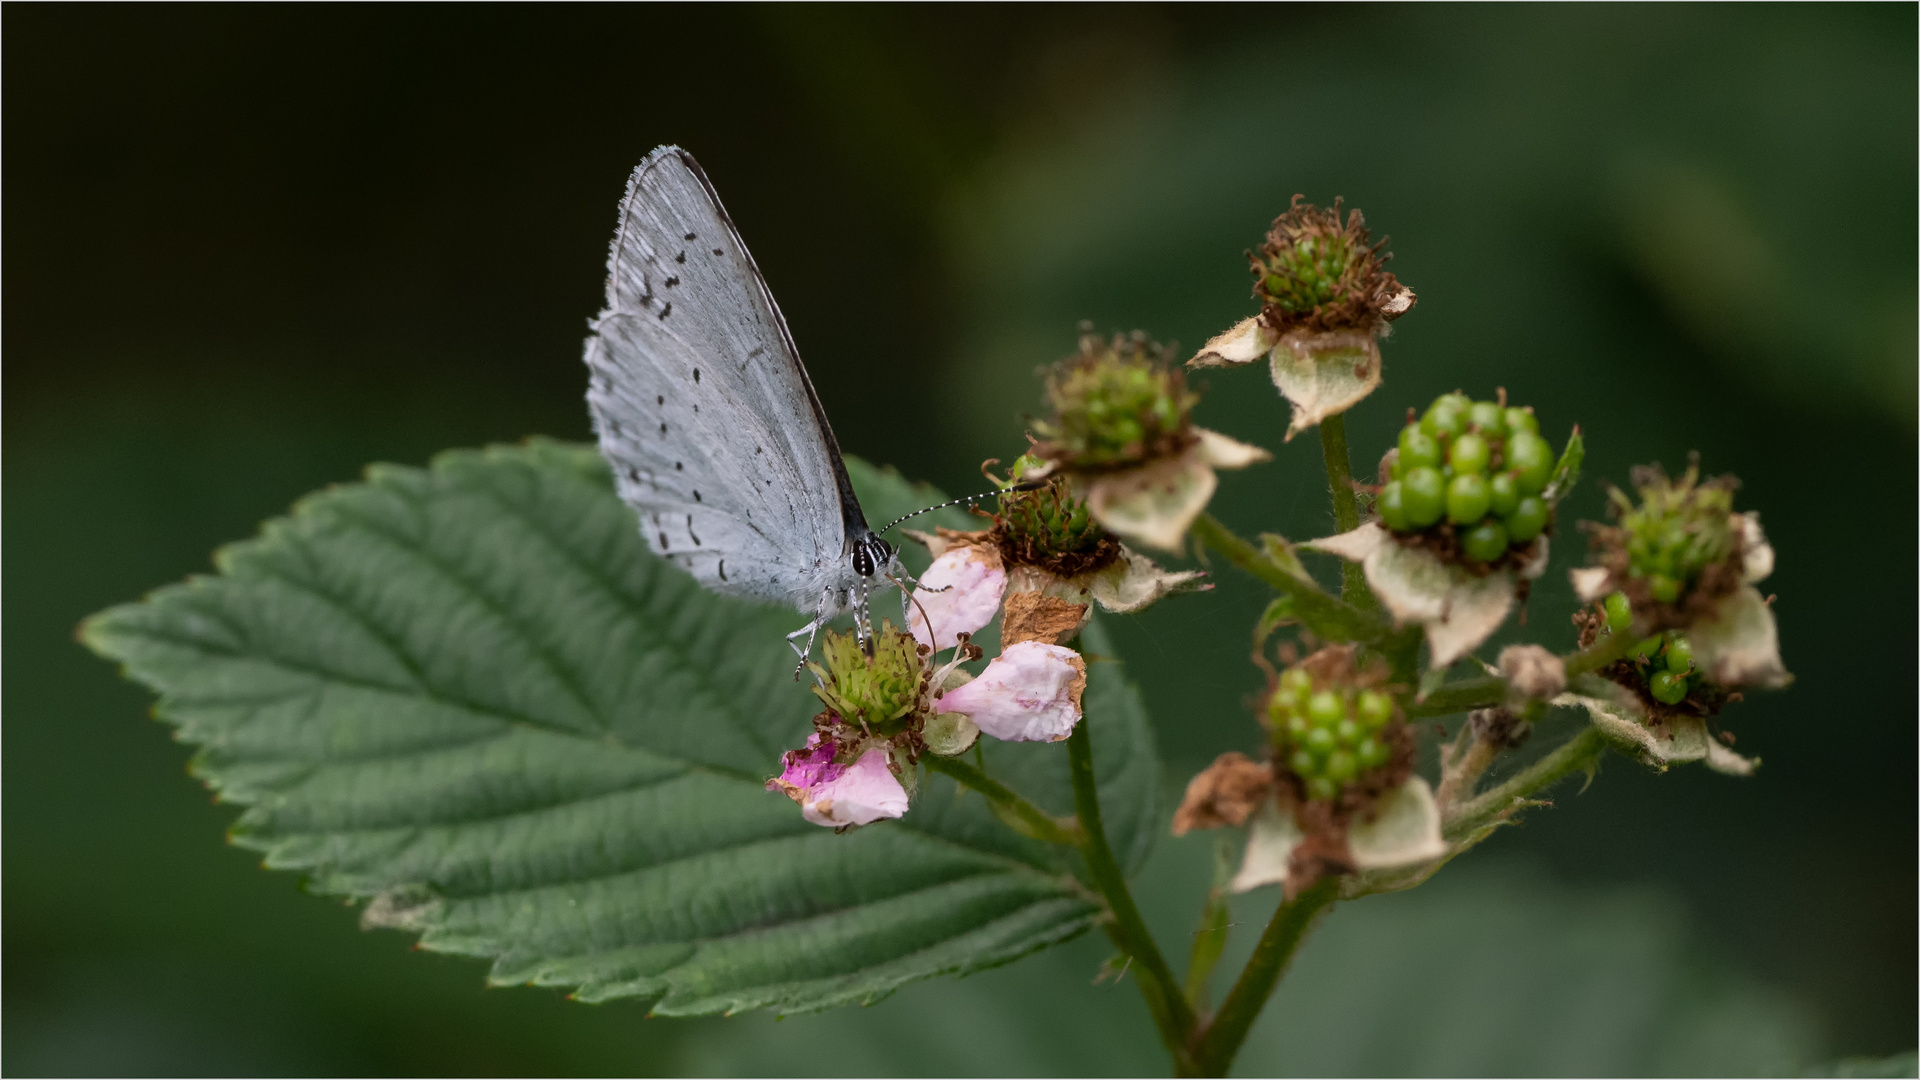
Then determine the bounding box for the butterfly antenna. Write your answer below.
[878,481,1046,535]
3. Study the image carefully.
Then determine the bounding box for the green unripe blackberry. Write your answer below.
[1450,432,1491,475]
[1422,399,1468,441]
[1604,591,1633,634]
[1647,573,1680,603]
[1357,737,1390,770]
[1306,690,1346,728]
[1505,496,1550,542]
[1447,472,1491,524]
[1663,633,1693,674]
[1631,635,1663,662]
[1286,714,1310,740]
[1506,431,1553,495]
[1307,776,1339,801]
[1335,718,1361,747]
[1289,749,1316,777]
[1356,690,1393,728]
[1324,750,1358,783]
[1378,481,1411,532]
[1399,426,1442,471]
[1468,400,1507,438]
[1504,406,1538,435]
[1305,726,1337,757]
[1402,467,1446,527]
[1462,518,1509,562]
[1648,669,1689,705]
[1281,668,1313,694]
[1489,472,1520,517]
[1271,687,1300,716]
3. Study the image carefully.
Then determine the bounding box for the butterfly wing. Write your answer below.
[585,146,861,614]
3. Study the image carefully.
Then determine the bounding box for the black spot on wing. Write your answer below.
[711,248,724,256]
[660,301,672,319]
[718,560,727,581]
[674,251,686,264]
[659,422,667,435]
[666,276,679,287]
[693,490,702,502]
[675,462,683,471]
[693,368,700,383]
[657,395,664,405]
[687,515,701,546]
[683,232,696,241]
[658,532,670,550]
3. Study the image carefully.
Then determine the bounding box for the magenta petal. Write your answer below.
[800,748,909,827]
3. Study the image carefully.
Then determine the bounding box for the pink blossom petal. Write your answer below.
[909,546,1007,652]
[936,641,1086,743]
[799,748,910,827]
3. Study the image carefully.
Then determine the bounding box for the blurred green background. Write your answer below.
[6,5,1914,1075]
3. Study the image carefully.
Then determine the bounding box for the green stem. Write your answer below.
[1564,628,1633,678]
[1190,514,1382,642]
[1406,675,1504,718]
[1066,720,1199,1072]
[1192,877,1340,1075]
[923,754,1081,846]
[1443,724,1607,841]
[1316,414,1375,609]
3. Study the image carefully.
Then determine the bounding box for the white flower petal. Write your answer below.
[1194,427,1272,470]
[1088,545,1208,613]
[1187,315,1279,368]
[1269,329,1382,441]
[1316,529,1516,668]
[1570,565,1614,602]
[1229,799,1304,894]
[935,641,1086,743]
[1085,451,1217,553]
[1347,778,1447,871]
[1739,513,1775,584]
[1691,585,1791,689]
[908,545,1007,652]
[800,748,910,827]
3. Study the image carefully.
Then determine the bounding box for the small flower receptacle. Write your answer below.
[991,476,1121,579]
[808,621,925,735]
[1251,196,1415,336]
[1031,328,1197,472]
[1586,463,1746,624]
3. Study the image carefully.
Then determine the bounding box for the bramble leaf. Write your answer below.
[81,440,1158,1015]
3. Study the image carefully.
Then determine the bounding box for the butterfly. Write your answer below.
[583,146,915,661]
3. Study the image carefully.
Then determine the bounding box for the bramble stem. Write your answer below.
[923,754,1081,846]
[1190,514,1383,642]
[1406,675,1504,717]
[1564,628,1633,677]
[1066,719,1200,1073]
[1191,877,1340,1075]
[1443,724,1607,841]
[1316,414,1375,609]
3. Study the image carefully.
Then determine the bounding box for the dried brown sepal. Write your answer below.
[1000,591,1089,648]
[1252,195,1416,337]
[1172,751,1277,835]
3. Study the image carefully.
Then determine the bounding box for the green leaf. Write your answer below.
[81,439,1160,1015]
[1544,426,1585,503]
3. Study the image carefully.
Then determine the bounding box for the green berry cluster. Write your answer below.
[1259,231,1357,316]
[1035,331,1195,469]
[1249,195,1408,333]
[1377,391,1555,563]
[1605,592,1704,705]
[1266,668,1397,802]
[994,466,1117,576]
[1611,466,1736,604]
[809,622,923,732]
